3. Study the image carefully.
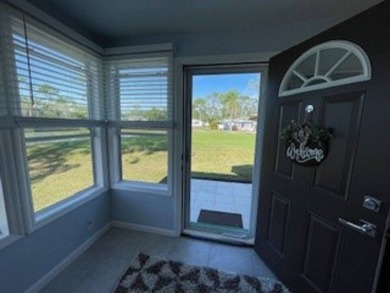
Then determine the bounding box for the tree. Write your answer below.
[28,84,88,119]
[33,84,59,117]
[205,92,223,123]
[238,95,258,117]
[220,90,240,119]
[191,88,259,128]
[192,98,207,121]
[142,107,167,121]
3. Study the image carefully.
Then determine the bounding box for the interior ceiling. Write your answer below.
[24,0,382,48]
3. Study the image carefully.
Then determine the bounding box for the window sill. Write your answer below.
[33,186,108,232]
[0,234,23,251]
[112,181,171,197]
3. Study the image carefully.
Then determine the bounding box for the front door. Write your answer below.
[254,19,390,293]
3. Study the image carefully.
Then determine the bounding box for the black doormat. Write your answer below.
[197,209,243,228]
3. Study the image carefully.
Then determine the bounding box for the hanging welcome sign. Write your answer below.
[281,120,333,166]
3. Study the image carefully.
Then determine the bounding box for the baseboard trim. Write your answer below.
[25,223,111,293]
[24,221,175,293]
[112,221,177,237]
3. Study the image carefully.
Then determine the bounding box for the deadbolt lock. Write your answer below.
[362,196,381,213]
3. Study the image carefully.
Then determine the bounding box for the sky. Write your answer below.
[192,73,261,99]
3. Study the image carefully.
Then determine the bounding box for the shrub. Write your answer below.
[209,120,219,130]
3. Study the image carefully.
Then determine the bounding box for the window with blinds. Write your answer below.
[0,3,105,221]
[106,55,173,188]
[0,4,104,120]
[106,55,172,122]
[0,3,21,117]
[0,2,174,220]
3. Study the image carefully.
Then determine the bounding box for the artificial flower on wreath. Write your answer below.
[281,120,332,146]
[280,120,333,165]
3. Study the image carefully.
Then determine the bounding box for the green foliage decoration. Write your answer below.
[281,120,333,147]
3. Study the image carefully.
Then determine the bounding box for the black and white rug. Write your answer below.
[114,252,289,293]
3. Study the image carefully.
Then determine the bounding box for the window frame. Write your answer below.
[0,128,26,248]
[113,127,173,196]
[14,120,108,230]
[106,53,175,196]
[23,126,97,214]
[110,123,174,196]
[0,4,108,234]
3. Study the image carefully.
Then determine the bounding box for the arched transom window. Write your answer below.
[279,41,372,97]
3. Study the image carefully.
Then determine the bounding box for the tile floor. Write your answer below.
[190,179,253,229]
[41,228,276,293]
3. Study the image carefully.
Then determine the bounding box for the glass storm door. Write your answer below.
[183,64,266,242]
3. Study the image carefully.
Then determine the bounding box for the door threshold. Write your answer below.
[183,229,255,246]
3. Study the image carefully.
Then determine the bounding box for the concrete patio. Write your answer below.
[190,178,253,230]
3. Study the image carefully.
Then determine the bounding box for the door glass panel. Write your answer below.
[187,71,261,236]
[287,74,304,90]
[296,53,316,79]
[318,48,348,75]
[330,54,363,80]
[279,41,371,96]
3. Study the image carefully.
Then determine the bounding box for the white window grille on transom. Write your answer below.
[279,40,372,97]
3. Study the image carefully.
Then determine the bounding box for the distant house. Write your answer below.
[192,119,204,127]
[219,118,257,132]
[234,118,257,132]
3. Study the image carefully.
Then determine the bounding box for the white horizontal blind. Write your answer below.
[0,56,6,117]
[0,4,104,120]
[106,55,173,122]
[0,3,24,117]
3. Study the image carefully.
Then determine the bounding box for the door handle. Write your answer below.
[338,218,377,238]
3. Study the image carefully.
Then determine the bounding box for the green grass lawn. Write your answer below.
[191,129,255,182]
[27,139,93,212]
[27,129,256,211]
[121,132,168,183]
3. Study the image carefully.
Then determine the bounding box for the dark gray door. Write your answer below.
[254,4,390,292]
[255,14,390,293]
[255,67,389,292]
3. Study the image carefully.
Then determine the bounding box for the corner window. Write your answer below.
[279,40,372,96]
[106,55,173,192]
[0,2,105,226]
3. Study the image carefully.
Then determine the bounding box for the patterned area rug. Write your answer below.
[113,252,289,293]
